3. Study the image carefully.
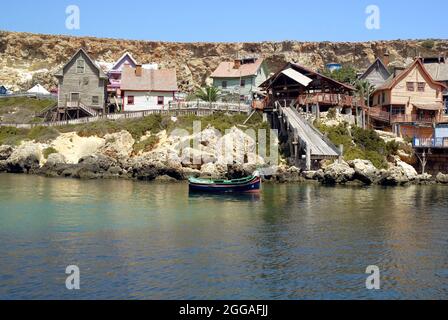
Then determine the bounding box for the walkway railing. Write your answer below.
[413,137,448,148]
[297,93,364,108]
[369,107,442,124]
[0,101,250,129]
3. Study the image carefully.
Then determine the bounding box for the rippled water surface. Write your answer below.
[0,174,448,299]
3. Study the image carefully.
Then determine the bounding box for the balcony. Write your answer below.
[297,93,365,108]
[369,108,442,124]
[413,137,448,148]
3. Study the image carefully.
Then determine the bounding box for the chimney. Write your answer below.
[382,52,390,67]
[233,59,241,69]
[135,65,142,77]
[393,66,405,78]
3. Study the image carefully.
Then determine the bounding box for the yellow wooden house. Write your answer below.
[369,58,447,137]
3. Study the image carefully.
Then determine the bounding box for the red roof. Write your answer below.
[211,58,264,78]
[120,66,178,92]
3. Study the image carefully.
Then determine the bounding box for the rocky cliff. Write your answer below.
[1,30,448,92]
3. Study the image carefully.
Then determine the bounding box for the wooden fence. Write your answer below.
[0,102,251,129]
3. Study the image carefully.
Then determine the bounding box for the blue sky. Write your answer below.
[0,0,447,42]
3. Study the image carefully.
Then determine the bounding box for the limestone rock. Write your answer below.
[98,131,135,161]
[0,145,14,160]
[46,153,67,165]
[348,159,380,184]
[379,160,418,186]
[6,142,44,173]
[323,161,355,184]
[436,173,448,184]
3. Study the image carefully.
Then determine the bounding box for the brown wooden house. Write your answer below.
[369,58,447,137]
[259,62,365,126]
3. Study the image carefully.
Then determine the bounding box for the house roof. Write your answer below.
[413,103,444,111]
[260,62,355,91]
[281,68,313,87]
[422,61,448,82]
[210,58,264,78]
[374,59,447,93]
[111,52,138,71]
[27,84,50,95]
[120,66,178,91]
[359,58,391,81]
[54,48,108,79]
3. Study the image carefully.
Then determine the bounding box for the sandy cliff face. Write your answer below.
[1,30,447,92]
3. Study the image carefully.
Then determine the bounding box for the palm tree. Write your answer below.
[354,80,376,129]
[195,86,220,102]
[354,80,375,108]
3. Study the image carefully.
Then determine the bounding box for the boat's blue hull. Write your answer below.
[189,177,261,193]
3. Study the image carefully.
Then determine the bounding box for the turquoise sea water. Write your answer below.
[0,173,447,299]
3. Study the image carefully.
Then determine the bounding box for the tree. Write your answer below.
[195,86,220,102]
[354,79,376,107]
[322,66,358,85]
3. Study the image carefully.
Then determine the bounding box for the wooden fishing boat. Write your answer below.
[188,171,261,193]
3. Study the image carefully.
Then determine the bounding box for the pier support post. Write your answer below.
[306,144,311,171]
[339,144,344,163]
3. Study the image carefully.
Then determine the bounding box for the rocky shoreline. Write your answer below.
[1,129,448,186]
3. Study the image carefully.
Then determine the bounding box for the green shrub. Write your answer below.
[133,136,160,154]
[327,108,337,120]
[43,147,58,159]
[421,40,435,49]
[0,126,28,146]
[27,126,60,142]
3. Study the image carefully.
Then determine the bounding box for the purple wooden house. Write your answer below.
[107,52,138,95]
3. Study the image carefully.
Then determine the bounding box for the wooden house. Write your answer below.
[422,56,448,116]
[120,65,178,111]
[369,58,447,137]
[358,57,391,88]
[210,57,269,103]
[259,62,366,127]
[53,48,108,120]
[0,85,7,95]
[107,52,138,96]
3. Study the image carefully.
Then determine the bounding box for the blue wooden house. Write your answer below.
[210,57,269,103]
[0,85,8,95]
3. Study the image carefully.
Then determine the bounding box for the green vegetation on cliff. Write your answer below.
[0,97,55,124]
[315,123,404,169]
[1,112,270,150]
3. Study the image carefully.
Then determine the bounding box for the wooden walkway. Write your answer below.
[273,103,340,169]
[281,107,339,159]
[0,102,251,129]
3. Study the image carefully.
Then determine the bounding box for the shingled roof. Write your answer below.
[210,58,264,78]
[374,58,447,93]
[120,66,178,92]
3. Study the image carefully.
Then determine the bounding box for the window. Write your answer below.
[77,59,85,74]
[158,96,164,105]
[127,96,134,105]
[240,79,246,87]
[381,92,386,104]
[391,106,405,115]
[417,82,426,92]
[240,95,245,102]
[406,82,415,91]
[222,81,227,89]
[92,96,99,105]
[70,93,80,103]
[445,99,448,115]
